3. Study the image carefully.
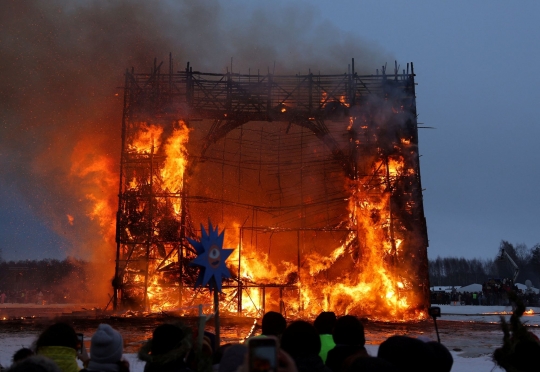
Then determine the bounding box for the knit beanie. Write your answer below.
[89,324,123,365]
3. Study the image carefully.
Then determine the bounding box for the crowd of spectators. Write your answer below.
[0,311,454,372]
[430,278,539,306]
[0,289,73,305]
[1,308,539,372]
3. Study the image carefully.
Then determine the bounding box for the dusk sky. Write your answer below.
[1,1,539,262]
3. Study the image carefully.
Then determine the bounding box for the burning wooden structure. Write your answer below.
[113,57,429,320]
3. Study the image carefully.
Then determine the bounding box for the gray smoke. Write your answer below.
[0,0,392,270]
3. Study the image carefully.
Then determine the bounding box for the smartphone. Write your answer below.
[76,333,84,353]
[248,337,277,372]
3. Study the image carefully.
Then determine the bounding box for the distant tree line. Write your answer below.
[429,240,540,287]
[0,258,90,303]
[1,240,539,301]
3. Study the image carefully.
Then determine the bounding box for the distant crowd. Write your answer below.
[430,278,539,307]
[0,289,72,305]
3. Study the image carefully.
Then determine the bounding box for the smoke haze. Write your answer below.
[0,0,392,300]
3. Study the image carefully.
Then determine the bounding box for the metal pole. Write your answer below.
[214,289,220,350]
[113,69,131,311]
[433,317,441,343]
[179,175,187,307]
[280,287,284,315]
[197,304,205,353]
[238,226,243,314]
[262,286,266,314]
[297,230,302,314]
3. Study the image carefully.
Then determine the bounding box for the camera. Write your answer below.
[248,337,278,372]
[428,306,441,318]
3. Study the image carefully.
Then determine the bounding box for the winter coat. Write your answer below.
[293,354,332,372]
[325,344,368,372]
[38,346,80,372]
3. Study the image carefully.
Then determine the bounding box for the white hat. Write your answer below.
[89,324,123,367]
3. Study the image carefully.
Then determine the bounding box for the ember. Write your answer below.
[112,58,429,321]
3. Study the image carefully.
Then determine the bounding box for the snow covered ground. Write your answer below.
[0,304,538,371]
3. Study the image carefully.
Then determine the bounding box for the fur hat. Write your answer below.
[89,324,123,365]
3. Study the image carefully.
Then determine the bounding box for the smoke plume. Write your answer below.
[0,0,392,301]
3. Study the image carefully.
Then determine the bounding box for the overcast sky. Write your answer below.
[0,1,539,262]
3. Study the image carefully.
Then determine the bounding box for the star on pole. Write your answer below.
[188,221,234,293]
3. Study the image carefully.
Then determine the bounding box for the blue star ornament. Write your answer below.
[188,221,234,293]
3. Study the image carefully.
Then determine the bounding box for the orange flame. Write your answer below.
[215,152,425,321]
[128,123,163,153]
[117,115,425,320]
[122,120,191,312]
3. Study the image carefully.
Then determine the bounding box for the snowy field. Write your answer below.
[0,304,539,371]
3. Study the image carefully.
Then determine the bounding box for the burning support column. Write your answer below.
[325,78,429,320]
[114,119,193,311]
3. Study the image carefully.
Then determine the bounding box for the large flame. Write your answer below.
[115,99,427,320]
[219,159,424,321]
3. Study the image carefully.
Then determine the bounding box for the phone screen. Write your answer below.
[76,333,84,353]
[249,338,277,372]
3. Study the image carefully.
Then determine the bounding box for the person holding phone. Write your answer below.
[237,336,298,372]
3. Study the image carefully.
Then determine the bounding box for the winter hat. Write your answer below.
[218,344,247,372]
[89,324,123,364]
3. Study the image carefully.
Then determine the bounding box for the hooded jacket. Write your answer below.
[38,346,80,372]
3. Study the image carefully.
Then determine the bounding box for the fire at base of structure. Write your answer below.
[113,58,429,321]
